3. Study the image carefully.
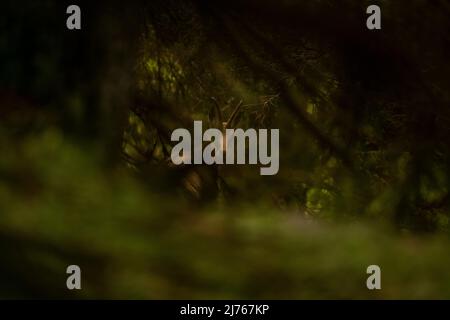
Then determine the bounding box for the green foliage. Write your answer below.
[0,130,450,298]
[1,131,450,298]
[2,0,450,299]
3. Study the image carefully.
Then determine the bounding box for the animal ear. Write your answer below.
[209,97,223,128]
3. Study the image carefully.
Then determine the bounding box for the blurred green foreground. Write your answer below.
[1,130,450,299]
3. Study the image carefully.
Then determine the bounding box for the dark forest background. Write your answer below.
[1,0,450,298]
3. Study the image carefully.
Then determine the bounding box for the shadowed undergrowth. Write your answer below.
[1,130,449,299]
